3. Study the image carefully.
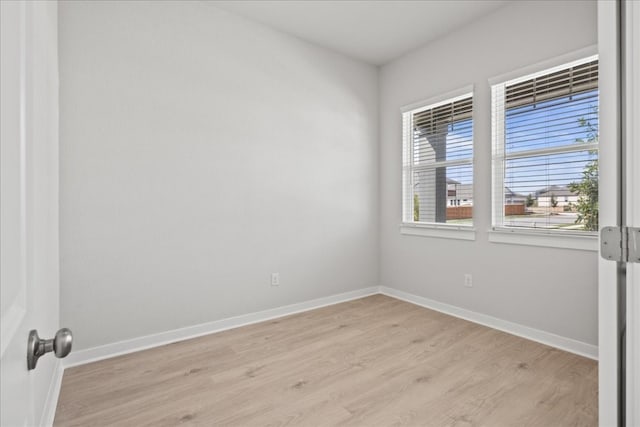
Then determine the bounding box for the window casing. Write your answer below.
[491,56,599,235]
[402,91,474,228]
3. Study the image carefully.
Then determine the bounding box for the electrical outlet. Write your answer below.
[464,274,473,288]
[271,273,280,286]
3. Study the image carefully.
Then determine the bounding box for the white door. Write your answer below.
[1,1,60,426]
[598,1,640,426]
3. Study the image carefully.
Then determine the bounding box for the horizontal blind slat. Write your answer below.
[505,60,598,109]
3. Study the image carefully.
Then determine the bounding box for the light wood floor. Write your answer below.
[54,295,597,426]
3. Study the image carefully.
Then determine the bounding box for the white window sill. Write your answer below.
[400,223,476,241]
[488,227,598,251]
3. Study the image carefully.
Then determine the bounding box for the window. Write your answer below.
[402,90,474,229]
[491,56,598,234]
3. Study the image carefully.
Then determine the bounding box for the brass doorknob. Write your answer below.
[27,328,73,370]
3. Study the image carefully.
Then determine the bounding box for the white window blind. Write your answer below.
[403,92,473,226]
[491,56,599,233]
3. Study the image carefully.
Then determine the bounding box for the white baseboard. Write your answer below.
[40,359,64,427]
[64,285,598,369]
[379,286,598,360]
[63,287,379,368]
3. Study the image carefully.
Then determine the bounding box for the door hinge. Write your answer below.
[601,226,640,263]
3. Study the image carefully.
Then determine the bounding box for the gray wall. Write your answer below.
[59,1,379,350]
[379,0,598,345]
[60,0,599,353]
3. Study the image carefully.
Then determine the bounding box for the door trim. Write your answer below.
[624,0,640,424]
[597,0,621,425]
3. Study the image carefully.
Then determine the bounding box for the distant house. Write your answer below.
[446,181,526,206]
[537,185,579,207]
[446,178,473,206]
[504,187,528,205]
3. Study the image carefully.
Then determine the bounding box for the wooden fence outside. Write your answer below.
[446,204,525,220]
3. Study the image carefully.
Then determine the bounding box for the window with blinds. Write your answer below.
[402,91,474,226]
[491,56,599,232]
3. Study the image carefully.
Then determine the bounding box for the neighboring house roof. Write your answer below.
[504,186,527,199]
[446,178,461,185]
[537,185,578,197]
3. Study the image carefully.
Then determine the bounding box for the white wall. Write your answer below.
[59,1,378,350]
[379,1,599,345]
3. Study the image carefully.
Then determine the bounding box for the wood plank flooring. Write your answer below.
[54,295,597,426]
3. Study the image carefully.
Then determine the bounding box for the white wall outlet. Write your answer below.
[271,272,280,286]
[464,274,473,288]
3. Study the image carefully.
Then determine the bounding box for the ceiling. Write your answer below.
[210,0,509,65]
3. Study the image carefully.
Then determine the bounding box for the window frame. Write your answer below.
[401,85,476,241]
[488,47,599,251]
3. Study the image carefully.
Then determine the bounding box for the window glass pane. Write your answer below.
[446,119,473,160]
[505,90,598,154]
[505,151,597,192]
[504,150,597,230]
[413,120,473,164]
[412,164,473,225]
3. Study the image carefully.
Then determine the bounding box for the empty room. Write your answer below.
[1,0,639,426]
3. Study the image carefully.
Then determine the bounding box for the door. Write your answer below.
[1,1,60,426]
[598,1,640,426]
